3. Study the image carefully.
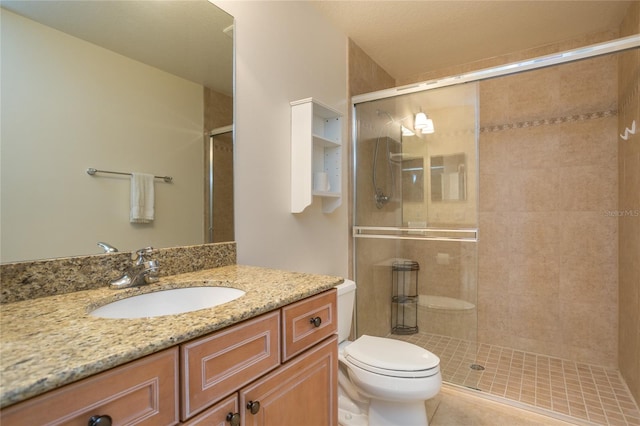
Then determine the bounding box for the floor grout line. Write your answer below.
[387,331,640,426]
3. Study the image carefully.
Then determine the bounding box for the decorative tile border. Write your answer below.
[480,110,617,133]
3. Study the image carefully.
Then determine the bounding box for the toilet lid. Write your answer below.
[344,335,440,378]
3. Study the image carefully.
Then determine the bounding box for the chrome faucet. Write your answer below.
[97,241,119,253]
[110,247,160,289]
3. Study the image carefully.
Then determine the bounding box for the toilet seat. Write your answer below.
[344,335,440,378]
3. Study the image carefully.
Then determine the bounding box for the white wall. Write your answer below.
[216,2,349,277]
[1,10,204,262]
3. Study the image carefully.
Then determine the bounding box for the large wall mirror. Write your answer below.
[1,1,234,263]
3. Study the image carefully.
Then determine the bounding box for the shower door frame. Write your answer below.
[350,34,640,338]
[351,35,639,105]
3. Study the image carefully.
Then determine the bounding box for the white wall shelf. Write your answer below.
[291,98,342,213]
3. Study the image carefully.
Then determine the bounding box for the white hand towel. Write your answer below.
[448,172,460,200]
[441,172,460,201]
[130,173,155,223]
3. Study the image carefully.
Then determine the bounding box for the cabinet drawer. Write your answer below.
[182,393,239,426]
[181,311,280,420]
[281,289,336,361]
[0,348,179,426]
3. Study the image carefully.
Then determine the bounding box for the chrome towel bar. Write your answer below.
[353,226,478,242]
[86,168,173,183]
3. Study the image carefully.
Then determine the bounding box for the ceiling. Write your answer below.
[1,0,234,95]
[3,1,633,93]
[310,0,635,81]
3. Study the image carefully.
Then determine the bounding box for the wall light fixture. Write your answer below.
[415,112,434,134]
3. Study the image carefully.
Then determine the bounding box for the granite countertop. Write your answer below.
[0,264,343,409]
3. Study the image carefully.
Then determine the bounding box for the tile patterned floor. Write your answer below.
[389,332,640,426]
[428,385,573,426]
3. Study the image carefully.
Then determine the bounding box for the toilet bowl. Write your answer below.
[336,280,442,426]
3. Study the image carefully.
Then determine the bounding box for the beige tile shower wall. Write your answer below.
[211,132,235,243]
[618,0,640,405]
[353,102,404,228]
[349,39,397,228]
[354,240,396,337]
[348,39,397,285]
[350,30,629,359]
[401,239,478,342]
[352,101,402,338]
[348,39,396,97]
[393,29,624,368]
[204,87,233,131]
[396,30,620,88]
[478,54,619,367]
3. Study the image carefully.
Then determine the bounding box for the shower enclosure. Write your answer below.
[353,83,480,388]
[352,35,640,423]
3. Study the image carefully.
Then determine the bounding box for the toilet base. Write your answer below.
[338,385,368,426]
[369,399,428,426]
[338,407,369,426]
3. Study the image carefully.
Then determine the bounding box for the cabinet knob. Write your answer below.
[247,400,261,415]
[88,415,112,426]
[310,316,322,327]
[226,412,241,426]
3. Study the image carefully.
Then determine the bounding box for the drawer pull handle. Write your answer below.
[247,400,261,415]
[88,415,112,426]
[226,412,241,426]
[310,316,322,327]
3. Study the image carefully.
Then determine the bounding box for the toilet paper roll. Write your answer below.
[313,172,330,192]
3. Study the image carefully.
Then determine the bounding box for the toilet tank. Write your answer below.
[335,279,356,343]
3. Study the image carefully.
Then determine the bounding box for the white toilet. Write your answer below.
[336,279,442,426]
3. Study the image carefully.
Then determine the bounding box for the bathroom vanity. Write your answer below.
[0,264,341,425]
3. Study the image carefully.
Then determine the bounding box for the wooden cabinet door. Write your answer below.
[0,348,179,426]
[239,335,337,426]
[183,393,239,426]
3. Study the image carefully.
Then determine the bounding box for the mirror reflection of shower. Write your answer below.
[373,109,421,209]
[207,126,234,243]
[372,109,438,209]
[372,110,396,208]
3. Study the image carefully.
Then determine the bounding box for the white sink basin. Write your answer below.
[90,286,245,319]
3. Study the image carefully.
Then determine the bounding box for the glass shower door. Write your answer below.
[353,82,482,389]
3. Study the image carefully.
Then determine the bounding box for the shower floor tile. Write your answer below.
[388,332,640,426]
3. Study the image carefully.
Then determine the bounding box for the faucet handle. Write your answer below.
[133,246,154,264]
[142,260,160,284]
